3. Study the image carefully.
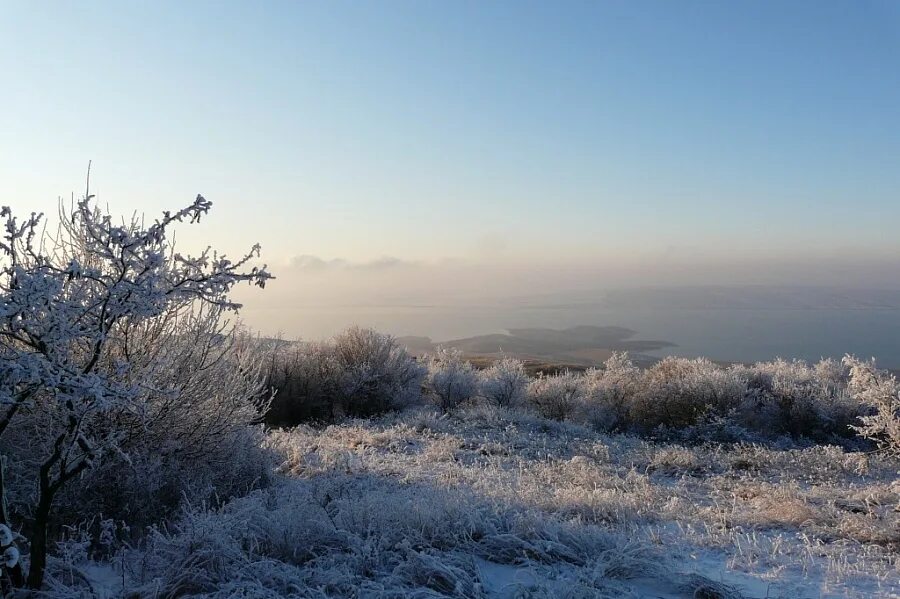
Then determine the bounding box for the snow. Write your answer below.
[44,405,898,597]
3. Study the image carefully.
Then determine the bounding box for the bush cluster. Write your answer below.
[513,353,866,444]
[266,327,426,425]
[265,331,895,448]
[0,316,277,560]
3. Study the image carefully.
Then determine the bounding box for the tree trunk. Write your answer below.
[25,485,54,589]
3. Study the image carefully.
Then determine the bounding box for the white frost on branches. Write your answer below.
[843,355,900,456]
[479,357,528,408]
[0,191,272,589]
[427,348,478,412]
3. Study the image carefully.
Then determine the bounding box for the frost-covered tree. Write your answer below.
[843,355,900,456]
[427,348,478,412]
[479,358,528,408]
[0,187,271,590]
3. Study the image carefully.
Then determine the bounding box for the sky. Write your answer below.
[2,1,900,336]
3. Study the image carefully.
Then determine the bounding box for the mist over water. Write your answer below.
[607,307,900,367]
[236,253,900,370]
[246,286,900,369]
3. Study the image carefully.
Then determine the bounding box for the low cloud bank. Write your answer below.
[234,252,900,339]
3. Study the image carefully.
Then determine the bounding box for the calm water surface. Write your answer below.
[285,303,900,368]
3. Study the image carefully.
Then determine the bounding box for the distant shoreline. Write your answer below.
[397,325,673,369]
[395,324,900,377]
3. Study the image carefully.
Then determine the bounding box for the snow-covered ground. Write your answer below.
[50,406,898,598]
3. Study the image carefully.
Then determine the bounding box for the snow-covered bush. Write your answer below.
[0,190,270,590]
[630,357,744,431]
[266,340,337,424]
[479,357,528,407]
[734,358,859,442]
[581,352,641,431]
[427,348,478,412]
[332,326,426,417]
[844,355,900,456]
[526,371,587,421]
[266,327,424,424]
[815,357,847,393]
[50,406,277,536]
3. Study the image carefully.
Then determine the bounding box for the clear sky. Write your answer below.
[2,1,900,334]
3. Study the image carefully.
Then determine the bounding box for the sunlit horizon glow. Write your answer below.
[3,1,900,336]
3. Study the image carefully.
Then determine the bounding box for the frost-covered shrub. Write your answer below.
[527,371,587,421]
[266,340,337,424]
[479,358,528,407]
[332,327,426,418]
[581,353,641,431]
[815,357,847,393]
[427,348,478,412]
[10,328,278,541]
[51,422,276,539]
[733,358,859,441]
[0,191,271,590]
[844,355,900,456]
[266,327,425,424]
[736,359,820,436]
[630,357,744,431]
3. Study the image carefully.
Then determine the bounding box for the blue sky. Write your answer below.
[2,1,899,287]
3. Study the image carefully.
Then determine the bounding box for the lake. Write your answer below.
[279,298,900,369]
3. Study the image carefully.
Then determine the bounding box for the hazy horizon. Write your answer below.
[4,1,900,358]
[231,282,900,369]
